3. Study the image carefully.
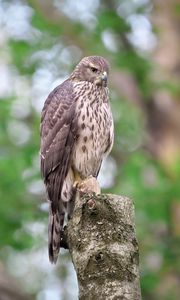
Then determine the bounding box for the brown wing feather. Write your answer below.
[40,80,77,263]
[40,80,77,212]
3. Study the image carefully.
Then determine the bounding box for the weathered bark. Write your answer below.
[67,191,141,300]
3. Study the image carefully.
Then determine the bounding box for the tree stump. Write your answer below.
[67,190,142,300]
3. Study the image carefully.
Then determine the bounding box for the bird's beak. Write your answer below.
[101,71,108,86]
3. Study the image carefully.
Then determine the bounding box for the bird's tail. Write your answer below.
[48,207,64,264]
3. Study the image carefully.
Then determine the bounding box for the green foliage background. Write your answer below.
[0,0,179,299]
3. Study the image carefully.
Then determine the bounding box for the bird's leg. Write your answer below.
[73,170,83,190]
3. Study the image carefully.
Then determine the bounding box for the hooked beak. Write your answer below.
[101,71,108,86]
[95,71,108,87]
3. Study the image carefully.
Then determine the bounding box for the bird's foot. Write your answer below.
[77,176,101,195]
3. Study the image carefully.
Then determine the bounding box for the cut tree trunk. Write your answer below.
[67,191,142,300]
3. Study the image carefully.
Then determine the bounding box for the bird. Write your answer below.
[40,56,114,263]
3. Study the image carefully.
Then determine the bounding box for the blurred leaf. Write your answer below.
[97,10,130,33]
[9,40,36,74]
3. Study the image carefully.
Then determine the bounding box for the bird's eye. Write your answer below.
[90,67,98,73]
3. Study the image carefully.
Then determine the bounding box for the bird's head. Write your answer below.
[70,56,110,87]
